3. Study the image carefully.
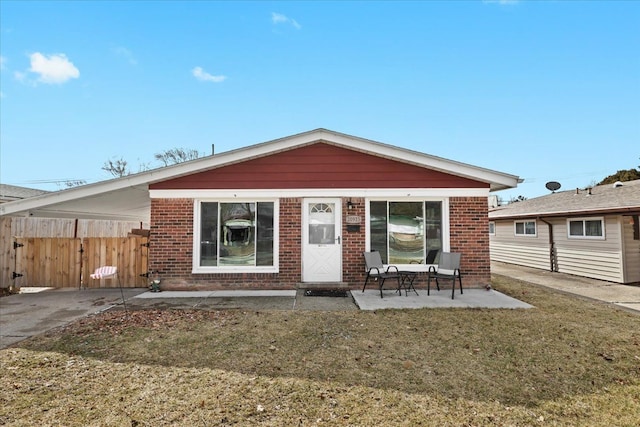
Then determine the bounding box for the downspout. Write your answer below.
[538,217,557,272]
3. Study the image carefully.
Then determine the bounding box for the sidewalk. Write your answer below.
[491,261,640,313]
[130,288,533,312]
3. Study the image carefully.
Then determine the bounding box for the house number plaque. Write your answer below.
[346,215,361,224]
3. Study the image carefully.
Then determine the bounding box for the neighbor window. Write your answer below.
[488,221,495,235]
[197,201,276,270]
[568,217,604,239]
[515,220,536,237]
[369,201,443,265]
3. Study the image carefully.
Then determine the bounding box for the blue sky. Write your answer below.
[1,0,638,202]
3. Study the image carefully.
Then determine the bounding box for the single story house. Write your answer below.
[1,129,520,289]
[489,179,640,284]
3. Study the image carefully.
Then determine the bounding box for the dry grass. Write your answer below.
[1,276,639,426]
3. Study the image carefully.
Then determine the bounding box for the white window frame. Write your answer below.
[192,199,280,274]
[365,197,450,272]
[514,220,537,237]
[488,221,496,236]
[567,217,605,240]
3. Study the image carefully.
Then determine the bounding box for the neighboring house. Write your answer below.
[1,129,520,289]
[489,179,640,284]
[0,184,49,203]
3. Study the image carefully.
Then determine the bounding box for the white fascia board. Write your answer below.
[152,129,520,191]
[490,206,640,220]
[150,187,490,199]
[0,128,517,217]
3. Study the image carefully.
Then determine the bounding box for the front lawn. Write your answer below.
[1,276,638,426]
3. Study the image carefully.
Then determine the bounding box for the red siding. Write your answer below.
[150,143,487,190]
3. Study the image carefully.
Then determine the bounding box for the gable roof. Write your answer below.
[489,179,640,220]
[0,129,521,221]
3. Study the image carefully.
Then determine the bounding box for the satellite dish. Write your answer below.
[545,181,561,192]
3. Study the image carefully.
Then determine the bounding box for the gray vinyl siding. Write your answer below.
[622,217,640,283]
[553,216,623,283]
[490,215,632,283]
[490,219,550,270]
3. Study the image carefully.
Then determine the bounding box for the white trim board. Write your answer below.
[150,188,491,199]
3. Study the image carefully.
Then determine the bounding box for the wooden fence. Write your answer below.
[82,237,149,288]
[14,238,83,287]
[0,216,149,288]
[5,236,149,289]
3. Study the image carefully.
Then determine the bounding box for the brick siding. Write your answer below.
[449,196,491,286]
[150,196,490,289]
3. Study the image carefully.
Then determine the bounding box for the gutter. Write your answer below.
[537,217,558,272]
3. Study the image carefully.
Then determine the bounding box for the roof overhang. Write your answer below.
[490,206,640,221]
[1,129,521,221]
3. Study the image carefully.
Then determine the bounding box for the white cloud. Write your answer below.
[192,66,226,83]
[112,46,137,65]
[28,52,80,84]
[271,12,301,30]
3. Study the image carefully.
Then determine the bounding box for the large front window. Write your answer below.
[370,201,443,264]
[198,201,275,269]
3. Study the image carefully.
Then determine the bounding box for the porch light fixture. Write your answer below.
[347,199,354,210]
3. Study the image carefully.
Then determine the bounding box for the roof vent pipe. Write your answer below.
[211,144,215,156]
[576,188,579,195]
[587,187,592,196]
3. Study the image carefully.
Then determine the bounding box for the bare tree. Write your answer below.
[102,157,130,178]
[154,148,202,167]
[102,148,203,178]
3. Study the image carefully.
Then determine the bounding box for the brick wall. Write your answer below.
[449,196,490,287]
[341,198,367,285]
[150,196,490,289]
[150,198,304,290]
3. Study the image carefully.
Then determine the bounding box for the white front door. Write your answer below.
[302,198,342,282]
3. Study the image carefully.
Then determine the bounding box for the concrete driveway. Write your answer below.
[0,287,146,348]
[492,261,640,313]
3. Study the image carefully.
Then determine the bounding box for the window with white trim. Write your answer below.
[196,201,276,271]
[514,220,536,237]
[488,221,495,236]
[369,200,443,265]
[567,217,604,239]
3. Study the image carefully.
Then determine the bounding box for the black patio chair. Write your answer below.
[362,251,400,298]
[427,252,463,299]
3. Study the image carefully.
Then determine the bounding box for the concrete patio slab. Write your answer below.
[350,288,533,310]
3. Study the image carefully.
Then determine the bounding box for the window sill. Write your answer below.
[192,266,279,274]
